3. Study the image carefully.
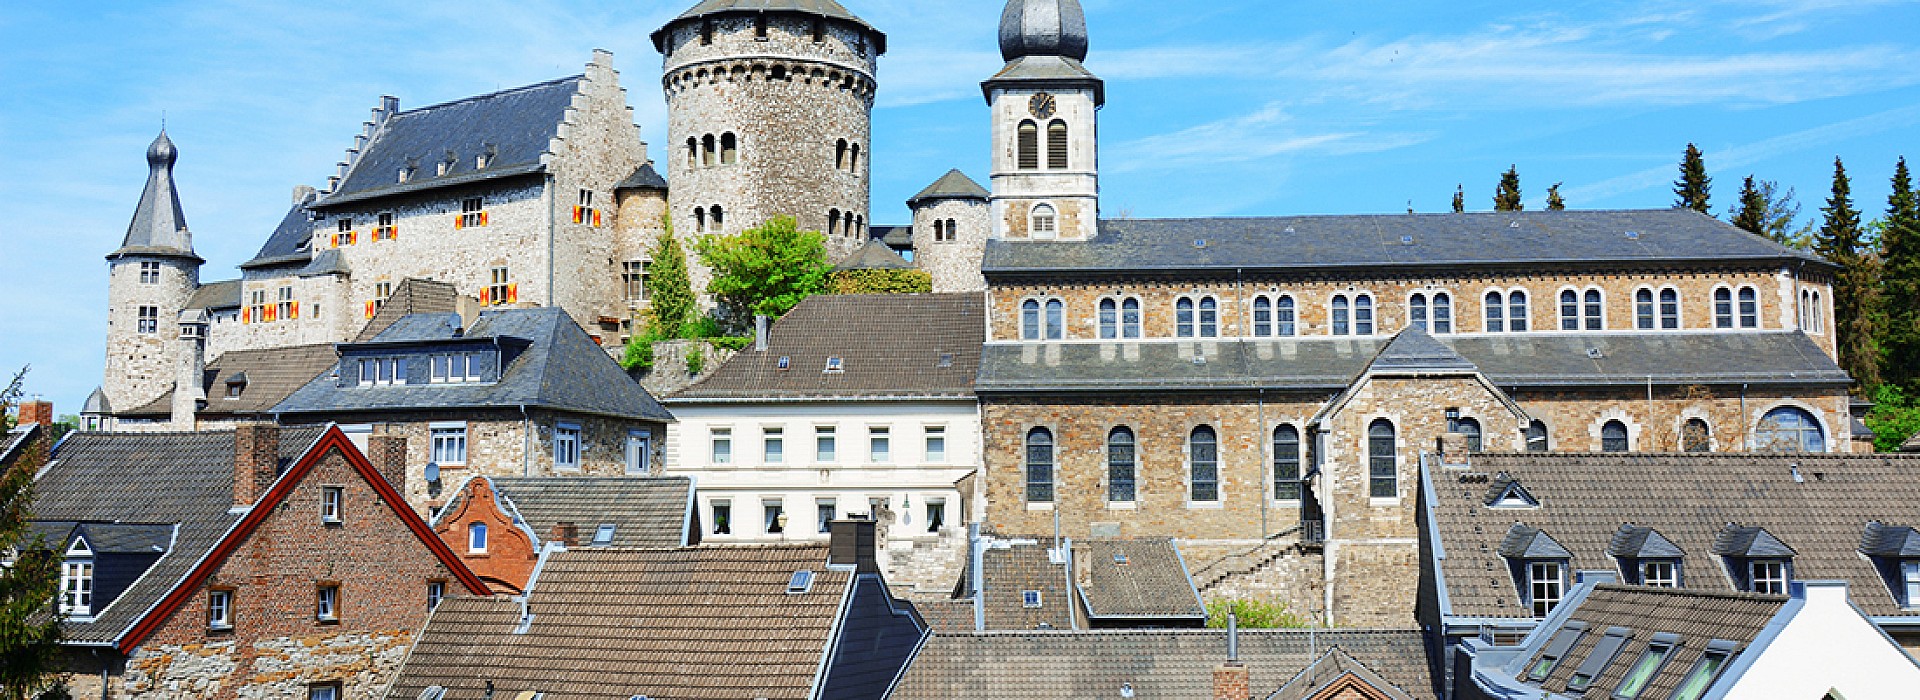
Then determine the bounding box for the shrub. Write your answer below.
[1205,598,1310,629]
[686,347,705,375]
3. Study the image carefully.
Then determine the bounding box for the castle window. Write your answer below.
[1485,291,1504,332]
[945,218,957,242]
[1527,420,1550,452]
[1189,426,1219,502]
[1108,426,1136,503]
[721,133,738,165]
[711,205,724,229]
[137,306,159,334]
[554,423,581,470]
[1636,288,1656,329]
[836,140,848,170]
[1030,203,1057,238]
[1602,420,1630,452]
[248,290,267,325]
[754,13,768,39]
[1331,295,1351,336]
[1176,298,1195,338]
[1022,299,1063,341]
[849,143,861,173]
[1273,424,1301,501]
[1682,418,1711,452]
[827,209,840,237]
[1739,287,1759,328]
[1715,288,1735,328]
[1585,289,1603,330]
[1756,406,1825,452]
[139,261,160,284]
[1047,120,1069,169]
[933,219,945,243]
[460,197,486,228]
[811,17,825,43]
[1026,427,1055,503]
[695,207,707,233]
[1368,419,1397,498]
[624,260,649,304]
[1355,294,1375,335]
[1660,288,1680,329]
[488,266,510,306]
[687,137,698,169]
[1017,121,1040,170]
[702,134,716,167]
[700,18,713,45]
[277,286,294,322]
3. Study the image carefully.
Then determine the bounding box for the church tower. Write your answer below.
[653,0,886,267]
[103,131,202,413]
[986,0,1102,241]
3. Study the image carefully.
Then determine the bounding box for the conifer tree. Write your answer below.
[643,219,695,340]
[1493,167,1523,212]
[1881,157,1920,391]
[1451,185,1465,213]
[1,367,66,700]
[1731,175,1768,235]
[1674,143,1712,214]
[1546,183,1566,211]
[1814,157,1881,393]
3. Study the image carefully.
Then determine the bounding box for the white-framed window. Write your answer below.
[1739,286,1759,328]
[137,306,159,334]
[1026,427,1055,503]
[1175,296,1221,338]
[815,426,836,463]
[487,266,510,306]
[817,499,836,533]
[869,426,891,463]
[1030,203,1058,238]
[1561,288,1605,330]
[625,431,652,476]
[712,428,733,464]
[430,354,482,383]
[925,426,947,463]
[926,499,947,533]
[1368,419,1397,498]
[468,523,488,553]
[59,538,93,617]
[554,424,581,470]
[1641,560,1679,588]
[711,500,732,535]
[1902,561,1920,608]
[1252,294,1297,337]
[431,424,468,465]
[208,590,233,629]
[624,260,650,304]
[1749,559,1788,594]
[308,683,342,700]
[1714,287,1736,329]
[1409,292,1452,333]
[320,486,343,523]
[427,581,446,611]
[1022,590,1043,608]
[1756,406,1827,452]
[764,427,785,464]
[1189,425,1219,502]
[359,357,408,386]
[1529,561,1565,617]
[764,501,786,534]
[316,585,339,622]
[1021,298,1065,340]
[1330,294,1374,336]
[1098,297,1144,339]
[139,261,161,284]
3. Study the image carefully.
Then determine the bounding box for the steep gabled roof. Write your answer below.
[1367,328,1477,374]
[1860,522,1920,557]
[671,294,984,401]
[240,192,319,270]
[1712,524,1796,558]
[119,344,340,419]
[1607,524,1685,559]
[317,77,581,207]
[1497,524,1572,559]
[613,163,667,191]
[835,239,915,271]
[1267,647,1419,700]
[354,278,462,342]
[907,169,988,207]
[1073,538,1205,621]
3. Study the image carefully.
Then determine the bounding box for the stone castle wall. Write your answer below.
[105,256,198,412]
[548,50,654,339]
[913,198,991,293]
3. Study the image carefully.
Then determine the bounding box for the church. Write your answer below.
[85,0,1858,628]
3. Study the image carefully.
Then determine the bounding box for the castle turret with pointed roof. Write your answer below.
[986,0,1102,243]
[104,130,204,414]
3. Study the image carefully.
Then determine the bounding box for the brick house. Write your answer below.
[427,474,696,593]
[272,306,674,513]
[28,424,490,699]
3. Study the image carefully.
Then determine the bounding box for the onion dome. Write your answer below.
[999,0,1089,62]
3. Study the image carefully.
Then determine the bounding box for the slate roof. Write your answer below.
[436,476,694,549]
[186,279,242,311]
[386,544,879,700]
[836,239,915,271]
[869,225,914,248]
[110,131,198,261]
[276,307,673,422]
[653,0,885,52]
[1267,647,1419,700]
[907,169,988,207]
[975,332,1849,393]
[317,77,580,207]
[982,210,1828,276]
[1424,452,1920,620]
[29,427,326,644]
[82,387,111,415]
[1369,328,1477,373]
[889,629,1437,699]
[1,424,40,467]
[613,163,667,191]
[241,193,319,269]
[1517,585,1786,699]
[670,294,984,401]
[354,278,461,342]
[120,344,340,419]
[1073,538,1205,620]
[984,55,1105,104]
[1905,431,1920,453]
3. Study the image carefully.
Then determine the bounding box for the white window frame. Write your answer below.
[60,539,94,617]
[869,426,891,464]
[316,585,339,622]
[763,426,786,464]
[1030,203,1058,239]
[208,589,233,630]
[926,498,947,533]
[1903,560,1920,608]
[430,423,468,466]
[553,423,581,471]
[712,427,734,465]
[814,426,836,463]
[1749,559,1788,594]
[320,486,343,524]
[711,499,732,535]
[817,499,837,534]
[625,431,652,476]
[468,522,488,553]
[427,581,446,611]
[924,425,947,463]
[1641,560,1679,588]
[1529,561,1565,618]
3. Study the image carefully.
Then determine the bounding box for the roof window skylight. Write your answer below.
[777,356,791,371]
[824,357,844,374]
[787,570,815,594]
[591,524,616,547]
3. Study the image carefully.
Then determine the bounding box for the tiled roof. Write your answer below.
[907,169,988,207]
[1074,538,1205,620]
[276,307,673,422]
[1267,647,1419,700]
[1425,452,1920,620]
[976,332,1849,393]
[889,629,1437,699]
[241,193,318,269]
[1519,585,1786,699]
[836,239,915,271]
[1,424,40,467]
[29,427,326,643]
[120,344,340,418]
[869,225,914,247]
[981,538,1075,631]
[1904,431,1920,452]
[983,209,1827,276]
[670,294,984,401]
[186,279,242,311]
[436,476,694,549]
[387,545,863,700]
[914,598,978,632]
[317,78,580,207]
[354,278,462,342]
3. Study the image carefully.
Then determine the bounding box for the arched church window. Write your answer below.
[1047,120,1069,169]
[1756,407,1825,453]
[1021,299,1042,341]
[850,143,861,173]
[1682,418,1711,453]
[1602,420,1630,453]
[1099,299,1118,339]
[1121,298,1141,338]
[1485,291,1505,333]
[1017,121,1040,170]
[1660,288,1680,329]
[1509,291,1529,331]
[710,205,724,229]
[1030,203,1057,238]
[1526,420,1550,452]
[828,209,841,237]
[1636,288,1656,329]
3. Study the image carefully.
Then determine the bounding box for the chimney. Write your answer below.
[828,519,879,573]
[233,423,281,507]
[754,315,770,352]
[550,522,579,548]
[1439,432,1469,466]
[1211,662,1250,700]
[366,425,408,495]
[172,310,208,430]
[292,184,316,205]
[15,400,53,428]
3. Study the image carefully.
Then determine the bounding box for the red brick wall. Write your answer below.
[432,478,539,593]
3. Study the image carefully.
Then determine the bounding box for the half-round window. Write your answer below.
[1756,407,1825,453]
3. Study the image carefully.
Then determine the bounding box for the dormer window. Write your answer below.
[1499,524,1572,617]
[1525,620,1587,681]
[1714,524,1795,594]
[60,537,95,617]
[1863,522,1920,607]
[358,357,408,386]
[431,354,484,384]
[1747,559,1789,594]
[1609,524,1685,587]
[225,374,247,399]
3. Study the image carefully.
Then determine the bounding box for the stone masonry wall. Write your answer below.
[548,50,654,336]
[105,256,198,413]
[226,271,354,354]
[912,197,990,293]
[121,446,465,700]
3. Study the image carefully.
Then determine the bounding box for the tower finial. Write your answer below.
[1000,0,1089,62]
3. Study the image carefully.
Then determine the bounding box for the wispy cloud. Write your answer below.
[1109,102,1431,172]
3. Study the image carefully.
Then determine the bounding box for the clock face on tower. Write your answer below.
[1028,92,1057,120]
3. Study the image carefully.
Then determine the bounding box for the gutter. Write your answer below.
[544,174,556,308]
[519,405,533,477]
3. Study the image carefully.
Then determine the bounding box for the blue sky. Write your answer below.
[3,0,1918,414]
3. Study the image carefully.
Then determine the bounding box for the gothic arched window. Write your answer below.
[1189,426,1219,502]
[1602,420,1630,453]
[1108,427,1136,503]
[1273,425,1301,500]
[1368,420,1397,498]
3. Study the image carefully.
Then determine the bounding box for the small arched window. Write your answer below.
[710,205,724,229]
[1275,296,1296,336]
[1189,426,1219,502]
[1715,288,1735,328]
[1811,291,1823,332]
[1738,287,1759,328]
[1044,299,1064,340]
[1636,288,1656,329]
[1198,297,1219,337]
[836,139,849,170]
[694,207,707,233]
[1017,121,1040,170]
[469,522,488,553]
[828,209,841,237]
[1456,417,1483,452]
[1368,420,1397,498]
[1331,295,1351,336]
[1047,120,1069,170]
[1485,291,1505,333]
[850,143,861,172]
[1025,428,1054,503]
[1021,299,1042,340]
[1584,290,1604,330]
[1099,298,1118,339]
[1757,407,1826,453]
[1682,418,1711,453]
[1509,291,1529,332]
[686,137,699,169]
[1273,425,1301,501]
[702,134,717,166]
[1030,203,1057,238]
[1432,293,1453,334]
[1601,420,1630,453]
[1121,298,1142,339]
[1108,427,1136,503]
[1176,298,1196,338]
[1253,297,1273,337]
[1659,288,1680,329]
[1410,293,1430,332]
[720,133,738,165]
[1355,295,1375,336]
[946,218,958,241]
[1526,420,1550,452]
[933,219,946,242]
[1560,290,1580,330]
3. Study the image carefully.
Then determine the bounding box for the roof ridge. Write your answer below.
[395,74,584,116]
[1591,582,1789,603]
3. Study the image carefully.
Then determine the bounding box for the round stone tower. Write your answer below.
[652,0,885,264]
[104,130,204,413]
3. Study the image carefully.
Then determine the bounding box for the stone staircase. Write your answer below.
[1191,532,1304,594]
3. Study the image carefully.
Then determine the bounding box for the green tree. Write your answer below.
[643,219,695,340]
[1814,157,1882,394]
[1493,167,1523,212]
[1727,177,1810,249]
[694,215,832,330]
[1674,143,1712,214]
[1866,384,1920,453]
[1,367,66,700]
[1451,184,1465,213]
[1546,182,1566,211]
[1881,157,1920,392]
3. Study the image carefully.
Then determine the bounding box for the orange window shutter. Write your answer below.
[480,288,491,305]
[292,301,300,319]
[242,308,250,324]
[264,306,275,323]
[593,210,602,227]
[365,301,376,319]
[508,283,519,303]
[572,206,583,224]
[455,216,465,230]
[480,212,489,227]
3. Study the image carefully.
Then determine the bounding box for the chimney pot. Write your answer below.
[15,400,53,428]
[551,522,579,548]
[828,519,879,572]
[233,423,281,507]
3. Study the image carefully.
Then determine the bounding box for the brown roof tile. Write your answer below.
[1522,585,1786,699]
[670,294,983,401]
[121,344,339,418]
[1266,647,1419,700]
[1074,538,1205,620]
[355,278,462,342]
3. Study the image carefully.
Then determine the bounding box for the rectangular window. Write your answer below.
[1749,559,1787,594]
[277,286,294,321]
[712,500,732,535]
[469,523,488,553]
[138,306,159,334]
[308,683,341,700]
[488,266,510,306]
[1566,627,1633,693]
[1022,590,1042,608]
[249,289,268,325]
[208,590,232,629]
[1616,635,1678,699]
[316,585,339,622]
[1641,560,1678,588]
[763,427,785,464]
[625,432,651,476]
[427,581,445,611]
[320,486,343,523]
[430,425,467,466]
[817,500,836,534]
[926,500,946,533]
[925,426,946,463]
[764,501,785,534]
[460,197,486,228]
[1672,644,1736,700]
[712,428,733,465]
[139,261,161,284]
[553,424,581,470]
[623,261,650,304]
[376,212,396,240]
[1526,623,1587,681]
[869,427,890,463]
[432,354,479,383]
[816,427,836,462]
[1529,561,1563,617]
[1904,561,1920,606]
[60,560,93,615]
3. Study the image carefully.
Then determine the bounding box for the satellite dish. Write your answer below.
[425,462,441,484]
